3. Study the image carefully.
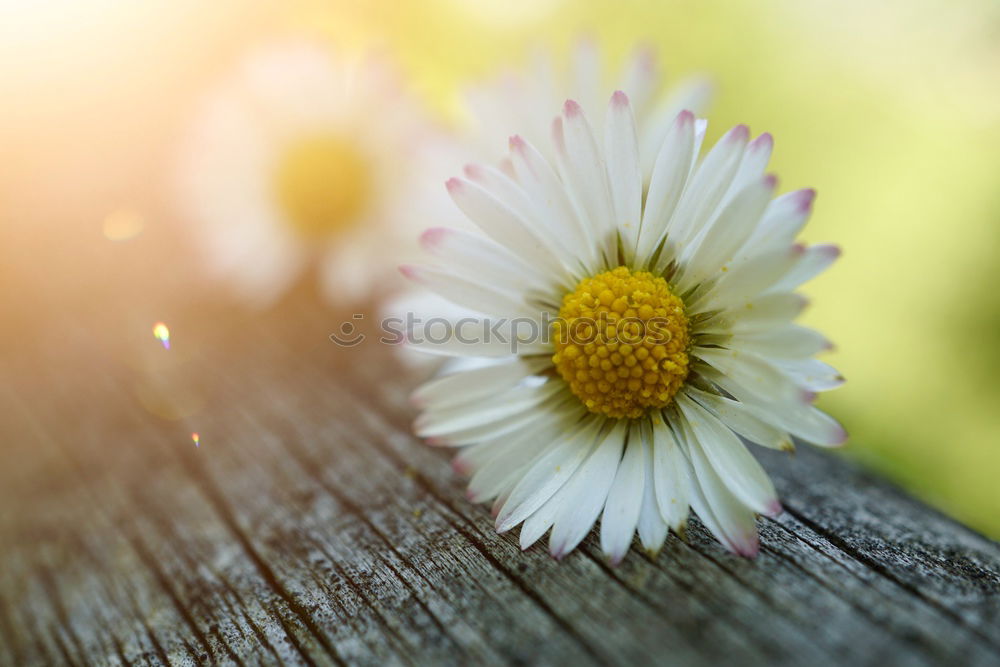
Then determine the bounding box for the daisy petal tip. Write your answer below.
[418,227,448,251]
[763,173,778,189]
[800,389,819,404]
[462,163,484,180]
[726,124,750,143]
[730,532,761,558]
[765,500,784,518]
[508,134,526,151]
[750,131,774,151]
[610,90,630,107]
[563,99,583,118]
[673,109,696,128]
[796,188,817,212]
[444,177,463,193]
[398,264,421,282]
[606,552,625,567]
[822,243,843,259]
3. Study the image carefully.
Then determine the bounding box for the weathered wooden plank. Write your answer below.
[1,297,998,666]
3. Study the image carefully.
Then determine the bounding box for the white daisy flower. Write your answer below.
[176,42,457,306]
[464,40,711,176]
[403,94,846,563]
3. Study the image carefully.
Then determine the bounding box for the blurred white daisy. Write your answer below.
[176,42,456,305]
[464,40,711,176]
[404,94,845,563]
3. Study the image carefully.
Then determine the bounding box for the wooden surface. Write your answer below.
[2,295,999,667]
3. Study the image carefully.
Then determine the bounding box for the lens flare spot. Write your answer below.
[153,322,170,349]
[191,433,200,447]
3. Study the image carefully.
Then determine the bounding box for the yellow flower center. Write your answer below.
[552,266,690,419]
[273,133,372,238]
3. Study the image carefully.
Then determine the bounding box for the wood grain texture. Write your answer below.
[1,296,998,666]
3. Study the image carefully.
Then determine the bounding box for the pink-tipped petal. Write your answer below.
[796,188,817,213]
[820,243,842,259]
[419,227,448,251]
[725,124,750,144]
[764,500,784,518]
[563,99,582,118]
[675,109,695,126]
[763,173,778,189]
[463,163,484,180]
[445,177,463,194]
[749,132,773,153]
[398,264,421,282]
[733,533,760,558]
[610,90,629,107]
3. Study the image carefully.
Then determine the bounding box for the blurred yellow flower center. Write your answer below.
[274,134,372,238]
[552,266,690,419]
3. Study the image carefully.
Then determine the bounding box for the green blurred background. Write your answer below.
[2,0,998,534]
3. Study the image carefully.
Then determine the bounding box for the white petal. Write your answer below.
[404,316,552,359]
[695,347,805,405]
[415,383,559,439]
[468,411,580,500]
[553,101,616,264]
[412,357,550,410]
[464,163,580,273]
[727,133,774,199]
[635,110,696,265]
[680,422,761,557]
[654,124,750,273]
[637,76,713,177]
[676,393,779,516]
[446,177,564,279]
[400,265,536,320]
[547,421,628,558]
[650,420,691,530]
[689,244,804,313]
[675,174,776,292]
[495,417,603,533]
[743,188,815,255]
[698,364,847,447]
[508,135,595,272]
[419,226,545,294]
[773,358,845,391]
[761,403,848,448]
[604,91,643,264]
[769,243,840,292]
[696,292,808,335]
[467,414,568,503]
[684,386,792,451]
[729,324,831,359]
[637,424,670,555]
[600,423,646,564]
